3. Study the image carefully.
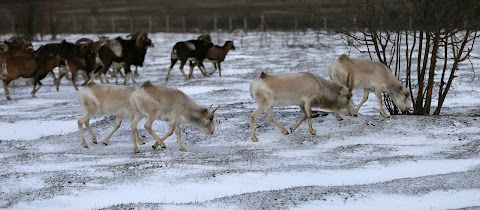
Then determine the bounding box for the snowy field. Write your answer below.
[1,31,480,210]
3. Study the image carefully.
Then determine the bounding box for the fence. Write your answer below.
[0,14,356,36]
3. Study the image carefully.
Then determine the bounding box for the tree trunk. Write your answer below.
[423,31,440,115]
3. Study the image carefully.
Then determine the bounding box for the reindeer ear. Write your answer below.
[203,108,209,115]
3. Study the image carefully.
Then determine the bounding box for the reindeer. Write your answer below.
[329,54,411,117]
[249,72,355,142]
[130,81,218,152]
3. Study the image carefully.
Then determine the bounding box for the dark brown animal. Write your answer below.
[166,39,213,81]
[0,52,61,99]
[96,33,154,86]
[55,40,99,91]
[206,41,235,77]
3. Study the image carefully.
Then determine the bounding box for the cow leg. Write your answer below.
[166,59,177,81]
[3,80,11,100]
[188,61,195,79]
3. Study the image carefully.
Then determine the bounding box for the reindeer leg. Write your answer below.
[290,106,307,133]
[334,112,344,121]
[250,103,268,142]
[266,107,289,135]
[78,114,95,148]
[355,89,370,115]
[305,100,316,135]
[375,90,390,118]
[102,116,123,145]
[143,116,168,149]
[174,125,186,152]
[130,115,142,153]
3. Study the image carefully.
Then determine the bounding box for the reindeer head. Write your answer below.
[390,84,411,112]
[193,105,219,135]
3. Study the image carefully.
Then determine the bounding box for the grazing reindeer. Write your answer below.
[130,81,218,152]
[249,72,355,142]
[329,54,411,117]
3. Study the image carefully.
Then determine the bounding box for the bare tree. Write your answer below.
[311,0,480,116]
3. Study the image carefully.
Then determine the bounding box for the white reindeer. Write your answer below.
[130,81,218,152]
[249,72,355,142]
[329,54,411,118]
[78,82,144,153]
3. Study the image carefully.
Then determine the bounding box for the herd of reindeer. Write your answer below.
[0,32,412,153]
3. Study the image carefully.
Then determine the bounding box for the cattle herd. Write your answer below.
[0,32,411,153]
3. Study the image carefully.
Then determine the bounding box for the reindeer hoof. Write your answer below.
[134,148,140,153]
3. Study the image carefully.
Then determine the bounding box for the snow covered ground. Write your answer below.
[1,31,479,210]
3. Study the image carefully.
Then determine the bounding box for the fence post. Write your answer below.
[92,16,96,34]
[130,18,134,32]
[166,15,169,32]
[353,17,357,32]
[260,15,265,31]
[229,16,232,31]
[111,18,115,33]
[409,16,412,30]
[182,16,186,32]
[214,15,217,31]
[323,17,327,29]
[73,16,77,33]
[243,16,248,33]
[149,16,152,33]
[294,16,298,31]
[11,18,15,34]
[52,16,57,40]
